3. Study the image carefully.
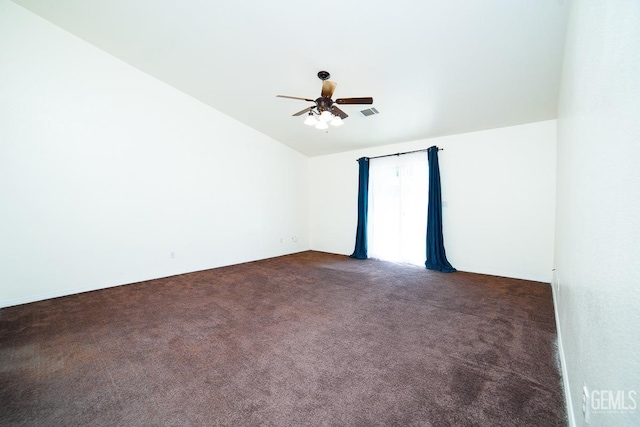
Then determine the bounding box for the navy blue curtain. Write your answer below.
[425,146,456,272]
[350,157,369,259]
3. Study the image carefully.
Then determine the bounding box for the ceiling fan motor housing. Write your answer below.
[315,96,333,112]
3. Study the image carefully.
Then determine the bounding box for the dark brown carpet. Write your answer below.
[0,251,566,426]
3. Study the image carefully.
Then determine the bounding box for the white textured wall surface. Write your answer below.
[0,1,309,308]
[310,121,557,283]
[554,0,640,426]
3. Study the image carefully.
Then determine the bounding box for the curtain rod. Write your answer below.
[357,147,443,162]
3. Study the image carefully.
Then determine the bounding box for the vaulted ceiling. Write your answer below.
[12,0,569,157]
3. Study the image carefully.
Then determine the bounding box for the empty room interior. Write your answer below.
[1,1,639,426]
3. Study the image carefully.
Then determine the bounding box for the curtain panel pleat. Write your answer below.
[350,157,369,259]
[425,146,456,273]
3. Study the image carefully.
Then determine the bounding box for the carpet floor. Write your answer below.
[0,251,566,426]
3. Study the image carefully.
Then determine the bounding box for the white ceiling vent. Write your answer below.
[360,107,379,117]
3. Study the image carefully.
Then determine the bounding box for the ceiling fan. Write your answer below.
[277,71,373,129]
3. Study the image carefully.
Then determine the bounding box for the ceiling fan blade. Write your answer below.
[292,106,314,116]
[331,106,348,119]
[277,95,315,102]
[321,80,337,98]
[335,97,374,105]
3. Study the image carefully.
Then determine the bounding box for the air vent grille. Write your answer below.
[360,107,379,117]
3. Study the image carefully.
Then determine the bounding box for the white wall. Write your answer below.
[310,120,557,283]
[554,1,640,426]
[0,1,309,308]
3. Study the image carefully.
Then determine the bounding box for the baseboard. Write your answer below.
[1,249,312,309]
[455,266,552,284]
[551,283,576,427]
[0,282,127,309]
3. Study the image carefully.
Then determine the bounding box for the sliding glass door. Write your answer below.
[367,152,428,266]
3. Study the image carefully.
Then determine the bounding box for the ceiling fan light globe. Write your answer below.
[330,116,344,127]
[319,110,334,122]
[304,114,318,126]
[315,121,329,130]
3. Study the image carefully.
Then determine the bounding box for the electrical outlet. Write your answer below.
[170,252,175,259]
